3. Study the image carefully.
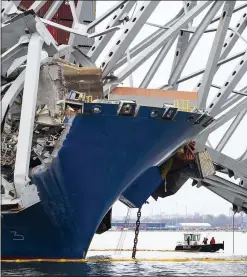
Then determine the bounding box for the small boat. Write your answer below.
[175,233,224,252]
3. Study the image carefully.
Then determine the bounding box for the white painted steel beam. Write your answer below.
[219,85,247,113]
[101,1,160,78]
[194,7,247,108]
[1,70,26,122]
[104,1,212,94]
[159,50,245,89]
[206,175,247,197]
[206,50,247,116]
[197,1,236,109]
[66,1,94,61]
[207,148,247,180]
[169,1,197,90]
[86,1,128,31]
[43,1,63,20]
[166,1,223,89]
[139,37,176,88]
[14,33,44,197]
[88,1,136,62]
[216,110,247,152]
[114,8,184,71]
[68,0,79,24]
[28,1,47,13]
[198,97,247,144]
[203,183,247,210]
[210,2,247,24]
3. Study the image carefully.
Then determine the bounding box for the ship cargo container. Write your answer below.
[19,1,95,49]
[46,19,73,45]
[20,0,79,20]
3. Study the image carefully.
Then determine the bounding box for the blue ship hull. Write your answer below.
[1,103,210,259]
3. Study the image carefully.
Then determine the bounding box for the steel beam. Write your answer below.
[206,175,247,197]
[194,7,247,106]
[114,8,185,71]
[68,0,79,24]
[219,93,244,114]
[7,55,27,78]
[240,149,247,162]
[88,1,135,62]
[86,1,127,32]
[210,84,241,95]
[159,50,245,89]
[43,1,63,20]
[1,70,25,122]
[203,183,247,210]
[139,37,176,88]
[216,110,247,152]
[66,1,95,61]
[207,148,247,180]
[198,97,247,145]
[14,33,44,197]
[210,2,247,24]
[104,1,212,94]
[1,0,20,17]
[169,1,197,89]
[1,36,29,78]
[206,50,247,116]
[197,1,236,109]
[28,1,47,13]
[166,1,223,89]
[101,1,160,78]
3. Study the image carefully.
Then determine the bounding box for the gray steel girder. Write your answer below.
[197,1,236,109]
[88,1,136,62]
[194,7,247,108]
[43,1,63,20]
[159,50,245,88]
[166,1,223,89]
[101,1,160,78]
[14,33,44,196]
[207,147,247,181]
[1,42,28,78]
[203,182,247,210]
[206,50,247,116]
[216,110,247,152]
[114,7,185,71]
[169,1,197,90]
[104,1,212,95]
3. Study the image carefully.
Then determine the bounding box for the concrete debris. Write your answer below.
[1,60,103,183]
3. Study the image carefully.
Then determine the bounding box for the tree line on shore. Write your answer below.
[114,213,247,227]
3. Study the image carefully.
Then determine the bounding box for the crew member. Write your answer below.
[203,237,208,245]
[187,236,190,245]
[210,237,215,244]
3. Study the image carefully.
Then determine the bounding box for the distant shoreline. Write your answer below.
[109,229,247,232]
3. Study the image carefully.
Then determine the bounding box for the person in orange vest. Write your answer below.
[210,237,215,244]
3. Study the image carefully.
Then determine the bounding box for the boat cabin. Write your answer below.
[184,233,201,244]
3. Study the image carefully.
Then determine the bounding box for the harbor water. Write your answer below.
[2,231,247,276]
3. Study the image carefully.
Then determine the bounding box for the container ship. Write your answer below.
[1,60,214,259]
[1,1,217,260]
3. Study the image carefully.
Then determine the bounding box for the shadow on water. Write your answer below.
[2,260,247,277]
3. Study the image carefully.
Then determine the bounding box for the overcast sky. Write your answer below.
[94,1,247,217]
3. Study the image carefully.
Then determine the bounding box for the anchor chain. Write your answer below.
[132,207,142,259]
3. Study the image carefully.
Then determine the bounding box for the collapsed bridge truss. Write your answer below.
[1,0,247,213]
